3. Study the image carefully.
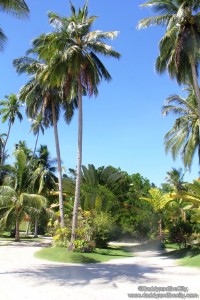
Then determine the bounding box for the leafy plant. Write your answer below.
[168,220,193,249]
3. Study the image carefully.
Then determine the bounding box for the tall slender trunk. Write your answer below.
[51,100,65,228]
[25,221,30,236]
[70,76,83,246]
[33,131,39,157]
[15,219,20,242]
[158,218,163,241]
[34,216,38,238]
[190,57,200,128]
[1,120,11,165]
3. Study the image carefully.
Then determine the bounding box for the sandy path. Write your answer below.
[0,243,199,300]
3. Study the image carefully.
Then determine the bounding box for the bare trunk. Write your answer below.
[158,218,163,241]
[51,100,65,228]
[70,77,83,247]
[1,121,11,165]
[34,217,38,238]
[15,219,20,242]
[33,131,39,157]
[190,57,200,132]
[25,221,30,236]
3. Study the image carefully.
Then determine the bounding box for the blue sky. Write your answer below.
[0,0,199,186]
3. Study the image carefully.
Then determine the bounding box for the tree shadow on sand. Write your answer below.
[0,262,163,287]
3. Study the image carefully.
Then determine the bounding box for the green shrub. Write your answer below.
[73,239,95,252]
[92,212,115,248]
[53,227,70,247]
[168,220,193,249]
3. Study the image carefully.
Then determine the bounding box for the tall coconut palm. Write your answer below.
[138,0,200,129]
[0,94,23,165]
[162,85,199,170]
[13,56,78,228]
[0,0,29,50]
[30,113,45,157]
[0,148,46,241]
[30,2,121,244]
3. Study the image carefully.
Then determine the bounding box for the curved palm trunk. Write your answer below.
[33,131,39,157]
[190,58,200,124]
[51,100,65,228]
[1,120,11,165]
[70,76,83,246]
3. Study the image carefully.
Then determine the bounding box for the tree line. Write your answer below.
[0,0,200,249]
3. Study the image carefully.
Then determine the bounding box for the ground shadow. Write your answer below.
[122,240,165,253]
[161,248,200,260]
[0,262,163,287]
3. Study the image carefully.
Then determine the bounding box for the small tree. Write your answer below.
[0,148,47,241]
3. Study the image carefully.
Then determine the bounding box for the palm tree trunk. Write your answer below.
[33,131,39,157]
[190,57,200,127]
[51,100,65,228]
[70,76,83,247]
[1,120,11,165]
[158,218,163,241]
[25,221,30,236]
[34,216,38,238]
[15,219,20,242]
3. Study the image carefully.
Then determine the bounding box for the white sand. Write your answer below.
[0,242,199,300]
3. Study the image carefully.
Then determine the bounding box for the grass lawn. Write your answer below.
[35,246,133,264]
[164,244,200,268]
[0,231,44,242]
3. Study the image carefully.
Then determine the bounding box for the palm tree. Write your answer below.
[13,56,78,228]
[0,0,29,50]
[162,85,199,170]
[165,168,186,191]
[81,164,125,211]
[140,188,172,240]
[138,0,200,128]
[30,113,45,156]
[31,2,121,245]
[170,179,200,222]
[0,94,23,165]
[25,144,56,237]
[0,148,46,241]
[34,145,57,195]
[0,133,7,163]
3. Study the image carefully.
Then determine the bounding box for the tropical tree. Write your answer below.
[30,113,45,156]
[171,179,200,207]
[30,2,120,245]
[0,94,23,165]
[162,86,199,169]
[80,164,125,211]
[0,133,7,163]
[138,0,200,130]
[165,167,186,191]
[0,148,46,241]
[34,145,57,195]
[140,188,172,240]
[14,56,78,228]
[0,0,29,50]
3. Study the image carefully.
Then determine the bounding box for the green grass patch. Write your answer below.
[164,243,180,250]
[163,247,200,268]
[35,246,133,264]
[0,231,44,242]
